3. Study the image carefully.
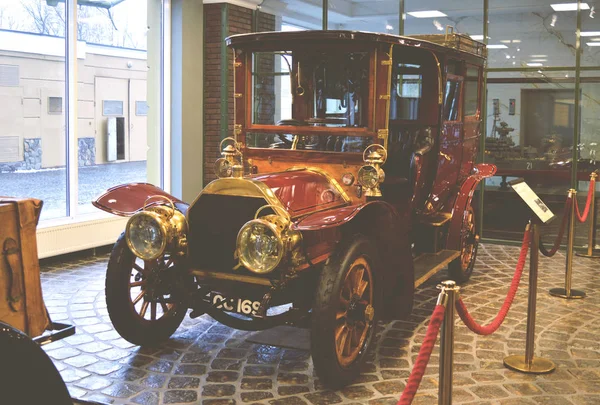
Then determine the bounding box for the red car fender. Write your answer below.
[446,163,497,250]
[294,200,414,320]
[92,183,187,217]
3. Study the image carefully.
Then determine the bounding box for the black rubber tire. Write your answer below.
[311,234,380,389]
[448,207,479,283]
[105,233,187,346]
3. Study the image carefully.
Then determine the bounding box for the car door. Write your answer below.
[427,63,464,213]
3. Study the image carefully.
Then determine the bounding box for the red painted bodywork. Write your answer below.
[446,163,497,250]
[92,183,186,217]
[253,170,348,217]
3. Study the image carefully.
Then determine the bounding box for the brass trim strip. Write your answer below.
[190,269,272,286]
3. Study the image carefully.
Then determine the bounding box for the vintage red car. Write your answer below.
[93,30,494,388]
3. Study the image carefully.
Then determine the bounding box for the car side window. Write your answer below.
[443,77,462,121]
[463,67,480,117]
[391,63,422,121]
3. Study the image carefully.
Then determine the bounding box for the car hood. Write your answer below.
[251,168,349,218]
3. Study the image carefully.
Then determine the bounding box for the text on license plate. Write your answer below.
[211,293,261,315]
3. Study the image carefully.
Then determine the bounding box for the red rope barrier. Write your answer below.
[575,177,596,223]
[539,195,572,257]
[456,225,530,335]
[397,304,446,405]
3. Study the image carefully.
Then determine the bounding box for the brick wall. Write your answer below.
[203,5,276,185]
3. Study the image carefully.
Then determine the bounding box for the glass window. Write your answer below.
[76,0,148,215]
[482,71,575,242]
[327,2,400,34]
[582,4,600,66]
[251,50,370,128]
[405,1,483,36]
[0,1,66,220]
[444,79,462,121]
[103,100,124,116]
[259,0,321,31]
[488,1,576,68]
[464,67,479,116]
[48,97,63,114]
[392,67,422,121]
[246,132,369,153]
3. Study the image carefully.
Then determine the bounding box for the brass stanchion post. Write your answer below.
[576,172,600,259]
[504,220,555,374]
[550,189,586,299]
[438,280,459,405]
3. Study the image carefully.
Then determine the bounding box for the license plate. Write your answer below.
[210,293,261,316]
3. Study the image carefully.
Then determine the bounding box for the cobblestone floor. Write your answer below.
[40,244,600,405]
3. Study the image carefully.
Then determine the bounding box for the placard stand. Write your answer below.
[504,218,555,374]
[503,179,555,374]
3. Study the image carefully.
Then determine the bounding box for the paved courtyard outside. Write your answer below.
[38,244,600,405]
[0,161,147,220]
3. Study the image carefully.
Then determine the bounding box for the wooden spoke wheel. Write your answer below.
[449,206,479,283]
[335,257,374,367]
[311,235,379,388]
[105,233,187,346]
[129,256,176,322]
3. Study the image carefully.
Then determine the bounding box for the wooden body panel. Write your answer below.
[0,198,49,337]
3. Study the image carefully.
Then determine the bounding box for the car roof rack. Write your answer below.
[408,26,487,59]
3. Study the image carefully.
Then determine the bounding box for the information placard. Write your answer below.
[509,178,555,224]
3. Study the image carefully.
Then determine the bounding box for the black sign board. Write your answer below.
[509,178,555,224]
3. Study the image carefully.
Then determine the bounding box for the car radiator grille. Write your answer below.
[187,194,273,273]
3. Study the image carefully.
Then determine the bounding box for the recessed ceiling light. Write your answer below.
[386,24,393,30]
[512,39,522,43]
[470,35,486,40]
[487,44,509,49]
[551,3,590,11]
[530,59,548,62]
[530,54,548,57]
[587,42,600,46]
[527,62,544,66]
[581,31,600,36]
[407,10,447,18]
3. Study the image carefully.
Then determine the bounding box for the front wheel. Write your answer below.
[448,206,479,283]
[105,233,187,346]
[311,235,380,388]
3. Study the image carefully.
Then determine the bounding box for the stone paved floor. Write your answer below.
[40,244,600,405]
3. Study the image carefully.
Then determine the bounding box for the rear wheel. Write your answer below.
[311,235,379,388]
[448,206,479,283]
[106,233,187,346]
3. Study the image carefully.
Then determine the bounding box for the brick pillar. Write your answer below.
[203,4,275,185]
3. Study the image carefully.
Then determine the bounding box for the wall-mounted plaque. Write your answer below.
[509,178,555,224]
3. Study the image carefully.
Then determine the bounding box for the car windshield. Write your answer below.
[247,48,372,153]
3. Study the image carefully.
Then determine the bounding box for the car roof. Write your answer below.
[226,30,486,62]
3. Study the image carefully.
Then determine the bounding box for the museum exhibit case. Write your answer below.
[93,29,491,388]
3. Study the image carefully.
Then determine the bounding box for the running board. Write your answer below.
[414,250,461,288]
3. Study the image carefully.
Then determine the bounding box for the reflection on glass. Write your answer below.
[247,132,368,153]
[0,1,66,220]
[488,1,575,68]
[482,71,576,242]
[251,50,369,128]
[259,0,321,31]
[76,0,148,215]
[405,2,482,37]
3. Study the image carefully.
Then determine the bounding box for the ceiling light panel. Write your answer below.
[551,3,590,11]
[487,44,509,49]
[407,10,447,18]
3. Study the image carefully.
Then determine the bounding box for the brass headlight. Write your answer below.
[236,219,284,274]
[126,211,168,260]
[125,200,188,261]
[357,165,382,189]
